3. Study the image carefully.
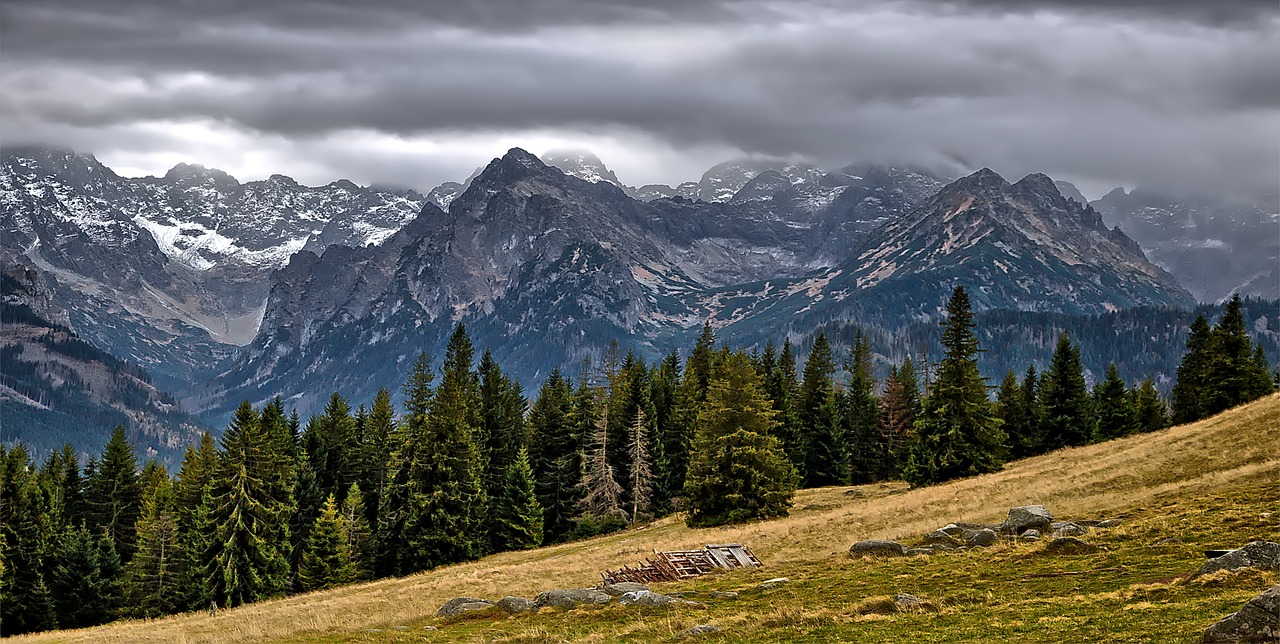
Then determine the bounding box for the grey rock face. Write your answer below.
[436,597,494,617]
[495,596,534,614]
[850,540,908,557]
[602,582,649,596]
[1193,542,1280,579]
[1203,585,1280,643]
[618,590,676,607]
[963,528,998,547]
[999,505,1054,535]
[534,588,612,609]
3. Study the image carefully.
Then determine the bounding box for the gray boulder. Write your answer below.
[923,530,964,548]
[619,590,675,607]
[963,528,998,547]
[1203,585,1280,643]
[682,624,723,636]
[998,505,1053,535]
[894,594,927,608]
[906,547,935,556]
[1019,529,1042,543]
[755,577,790,590]
[1096,519,1123,528]
[850,539,907,557]
[711,591,739,600]
[1052,522,1090,538]
[1045,537,1097,555]
[602,582,649,596]
[534,588,612,609]
[436,597,495,617]
[1193,542,1280,579]
[495,596,534,614]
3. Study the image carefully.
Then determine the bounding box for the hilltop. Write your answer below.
[24,394,1280,643]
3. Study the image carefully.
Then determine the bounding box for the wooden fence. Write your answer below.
[601,543,762,585]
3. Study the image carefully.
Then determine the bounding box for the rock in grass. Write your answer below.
[1045,537,1097,555]
[682,624,722,636]
[1203,584,1280,643]
[496,596,534,614]
[619,590,676,607]
[1193,542,1280,579]
[907,547,935,556]
[1018,529,1042,543]
[1096,519,1122,528]
[963,528,998,547]
[711,591,739,600]
[534,588,612,609]
[436,597,494,617]
[602,582,649,596]
[893,594,927,608]
[1052,522,1090,538]
[923,530,964,547]
[755,577,790,590]
[998,505,1053,535]
[850,539,907,557]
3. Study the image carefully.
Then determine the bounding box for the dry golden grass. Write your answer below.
[23,394,1280,643]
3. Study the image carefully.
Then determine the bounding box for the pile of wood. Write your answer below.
[601,544,762,585]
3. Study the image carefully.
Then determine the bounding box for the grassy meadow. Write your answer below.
[21,394,1280,643]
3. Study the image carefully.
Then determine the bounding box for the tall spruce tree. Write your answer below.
[298,494,355,592]
[478,350,528,553]
[668,323,717,495]
[339,483,372,580]
[86,425,142,563]
[994,371,1027,458]
[1040,331,1094,449]
[685,352,798,527]
[843,330,882,483]
[901,287,1005,486]
[302,393,359,504]
[494,448,544,550]
[1132,378,1168,434]
[765,339,805,475]
[1093,363,1138,442]
[205,401,292,607]
[1012,366,1045,458]
[578,407,625,522]
[1171,315,1212,424]
[877,362,916,476]
[377,352,433,576]
[359,389,396,538]
[800,331,845,487]
[123,474,183,617]
[528,369,581,543]
[401,325,487,570]
[1203,294,1275,415]
[1,444,57,634]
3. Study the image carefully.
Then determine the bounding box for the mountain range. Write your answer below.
[2,144,1273,441]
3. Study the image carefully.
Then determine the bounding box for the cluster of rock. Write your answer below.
[1198,542,1279,643]
[436,582,705,618]
[849,505,1118,557]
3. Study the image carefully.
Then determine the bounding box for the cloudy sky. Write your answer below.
[2,0,1277,199]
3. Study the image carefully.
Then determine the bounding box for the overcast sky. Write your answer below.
[2,0,1277,199]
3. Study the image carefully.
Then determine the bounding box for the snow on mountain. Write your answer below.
[540,149,623,185]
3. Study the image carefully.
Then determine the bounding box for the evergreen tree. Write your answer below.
[174,433,217,609]
[649,351,681,514]
[400,325,487,571]
[668,322,717,495]
[901,287,1006,486]
[1132,378,1169,434]
[685,352,798,527]
[339,483,372,580]
[1040,331,1095,449]
[123,474,183,617]
[86,425,142,563]
[877,363,916,475]
[494,448,544,550]
[302,392,358,504]
[1203,294,1275,415]
[298,494,355,592]
[48,523,116,628]
[478,350,528,553]
[1171,315,1212,424]
[205,401,291,607]
[578,407,625,521]
[800,331,845,487]
[994,371,1027,458]
[1011,366,1045,458]
[378,352,432,576]
[1,445,57,634]
[765,338,805,476]
[626,408,655,523]
[528,369,581,543]
[843,329,881,483]
[359,388,396,538]
[1093,363,1137,442]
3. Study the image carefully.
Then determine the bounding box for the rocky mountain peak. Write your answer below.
[540,149,622,185]
[472,147,551,187]
[162,162,240,190]
[945,167,1009,195]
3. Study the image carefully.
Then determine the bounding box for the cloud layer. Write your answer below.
[2,0,1277,198]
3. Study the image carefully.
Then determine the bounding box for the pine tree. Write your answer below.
[205,401,291,607]
[1171,315,1212,424]
[1,444,57,634]
[1093,363,1137,442]
[359,388,396,540]
[1013,366,1046,458]
[494,448,544,550]
[685,352,798,527]
[843,329,881,483]
[478,350,528,554]
[298,494,355,592]
[174,433,217,609]
[123,474,183,617]
[877,363,916,476]
[649,351,681,515]
[528,369,582,543]
[86,425,142,563]
[667,322,717,496]
[901,287,1006,487]
[1203,294,1275,415]
[339,483,372,580]
[626,408,654,523]
[1131,378,1168,434]
[302,392,358,504]
[994,371,1026,458]
[400,325,487,571]
[801,331,845,487]
[378,352,433,576]
[48,523,115,628]
[578,407,625,522]
[1040,331,1094,449]
[765,338,805,475]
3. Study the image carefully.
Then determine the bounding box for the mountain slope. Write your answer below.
[1,256,205,461]
[48,394,1280,643]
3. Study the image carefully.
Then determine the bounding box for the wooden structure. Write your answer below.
[601,544,762,585]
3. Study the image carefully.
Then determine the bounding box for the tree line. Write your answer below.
[1,289,1272,634]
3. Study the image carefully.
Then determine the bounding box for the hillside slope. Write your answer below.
[28,394,1280,643]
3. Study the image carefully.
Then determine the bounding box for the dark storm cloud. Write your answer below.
[0,0,1276,197]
